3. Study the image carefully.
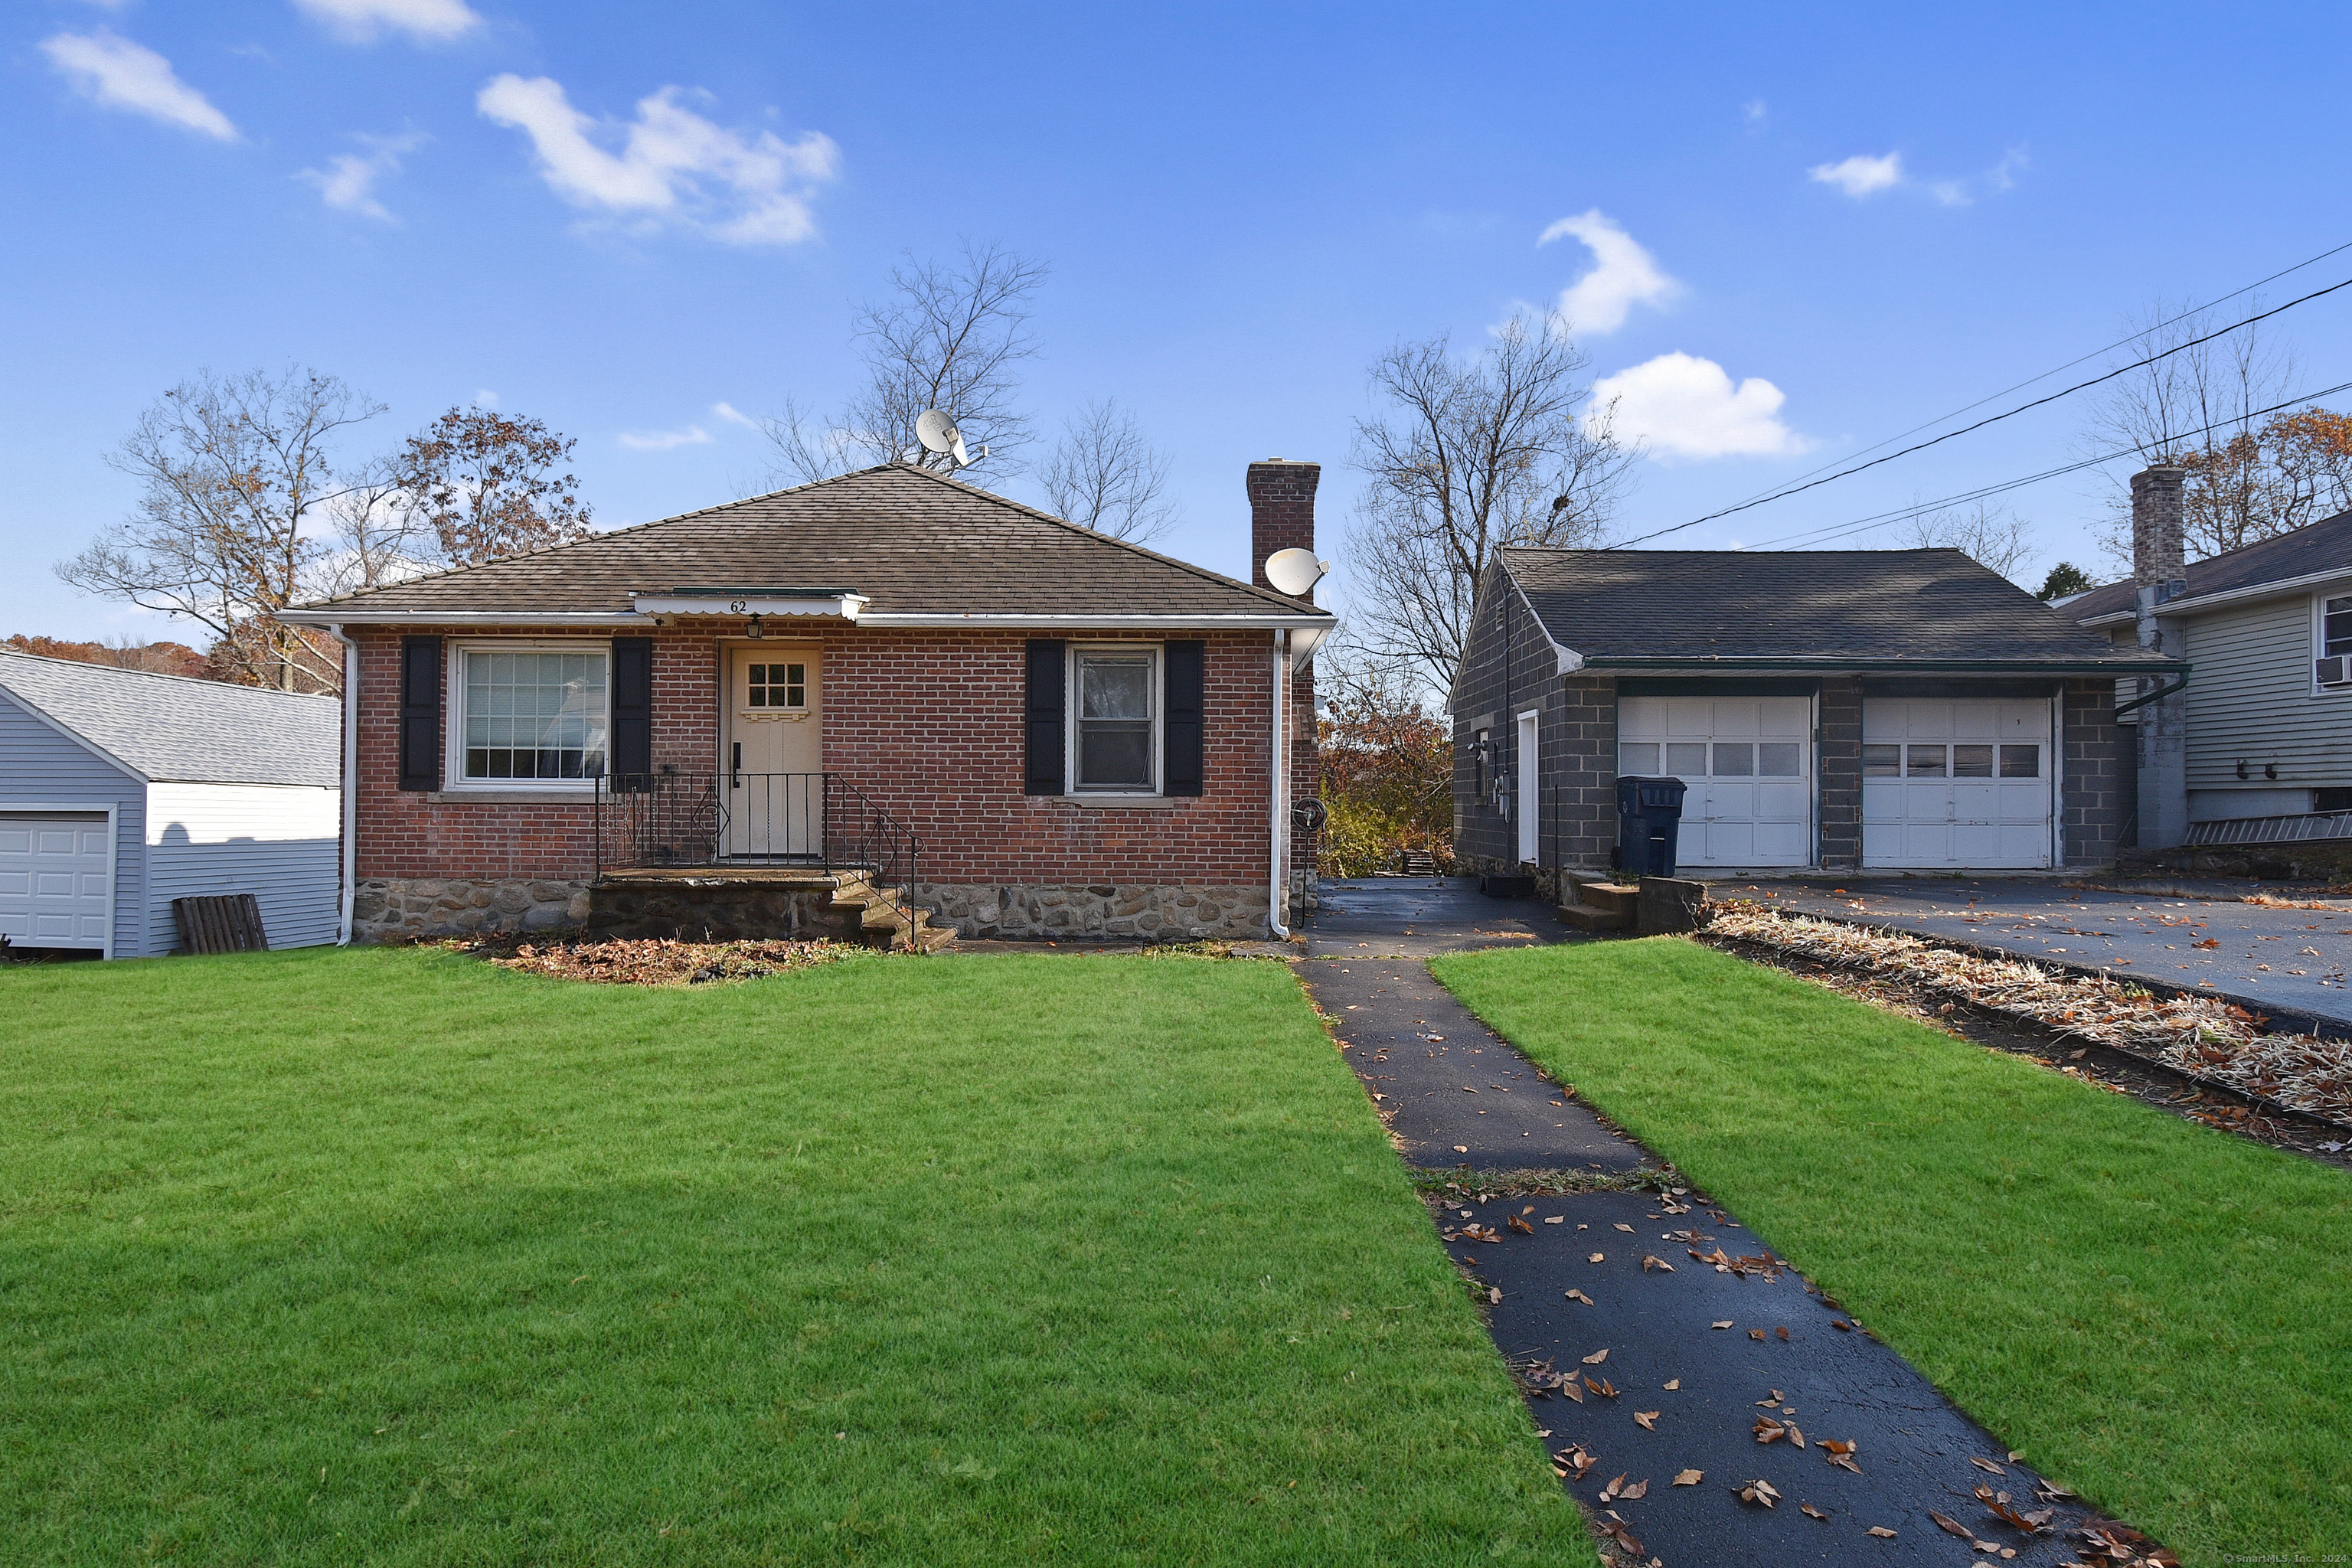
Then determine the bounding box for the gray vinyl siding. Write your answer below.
[2181,593,2352,791]
[0,687,149,957]
[143,783,341,952]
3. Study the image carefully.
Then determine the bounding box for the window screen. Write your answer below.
[1074,650,1155,791]
[462,650,607,779]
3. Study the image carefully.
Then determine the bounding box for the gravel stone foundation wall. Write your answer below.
[923,883,1270,941]
[352,877,590,943]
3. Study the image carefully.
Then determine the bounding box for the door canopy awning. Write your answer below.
[631,589,867,620]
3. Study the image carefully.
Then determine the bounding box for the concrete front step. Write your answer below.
[1559,879,1637,933]
[587,867,954,950]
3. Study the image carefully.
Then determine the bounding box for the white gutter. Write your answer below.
[2078,563,2352,627]
[1268,629,1291,940]
[334,626,357,946]
[278,611,656,628]
[279,609,1338,631]
[1506,570,1585,675]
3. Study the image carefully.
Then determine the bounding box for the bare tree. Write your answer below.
[760,240,1048,486]
[1036,398,1178,541]
[56,367,383,691]
[1893,499,2038,583]
[1341,312,1638,690]
[2081,297,2298,565]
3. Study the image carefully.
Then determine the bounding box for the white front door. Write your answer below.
[1862,699,2053,868]
[1516,711,1540,864]
[724,648,823,858]
[1617,695,1813,867]
[0,811,112,951]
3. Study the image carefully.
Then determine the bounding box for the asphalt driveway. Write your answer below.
[1740,879,2352,1034]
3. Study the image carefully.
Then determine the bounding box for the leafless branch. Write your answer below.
[1037,398,1178,541]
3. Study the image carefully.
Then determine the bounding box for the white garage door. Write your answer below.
[1862,700,2053,868]
[1618,695,1812,867]
[0,812,113,951]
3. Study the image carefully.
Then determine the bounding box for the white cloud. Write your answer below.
[1590,351,1809,459]
[476,74,839,247]
[711,401,759,429]
[473,388,498,406]
[41,31,237,140]
[300,130,425,221]
[1537,209,1679,335]
[1743,98,1767,128]
[619,426,712,451]
[292,0,481,42]
[1808,151,1903,198]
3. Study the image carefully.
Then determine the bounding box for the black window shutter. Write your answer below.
[609,637,653,785]
[397,636,443,792]
[1164,640,1205,796]
[1024,639,1067,795]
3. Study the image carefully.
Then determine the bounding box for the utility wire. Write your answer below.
[1610,270,2352,548]
[1691,237,2352,515]
[1717,376,2352,555]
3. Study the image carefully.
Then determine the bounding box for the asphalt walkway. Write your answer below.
[1295,877,2119,1566]
[1745,877,2352,1034]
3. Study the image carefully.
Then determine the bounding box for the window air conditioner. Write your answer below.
[2319,656,2352,688]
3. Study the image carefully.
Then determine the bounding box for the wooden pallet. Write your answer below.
[174,893,269,955]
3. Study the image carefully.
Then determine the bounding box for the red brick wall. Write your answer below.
[352,623,1290,887]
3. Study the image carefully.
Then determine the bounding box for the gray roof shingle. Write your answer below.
[2064,509,2352,624]
[290,462,1322,621]
[1498,547,2174,668]
[0,652,341,786]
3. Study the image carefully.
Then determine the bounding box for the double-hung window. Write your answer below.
[1070,645,1159,792]
[452,645,609,784]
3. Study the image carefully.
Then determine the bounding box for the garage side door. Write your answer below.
[0,812,112,950]
[1618,695,1812,867]
[1862,700,2052,868]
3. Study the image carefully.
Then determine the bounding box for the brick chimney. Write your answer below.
[1247,458,1320,600]
[2130,464,2187,596]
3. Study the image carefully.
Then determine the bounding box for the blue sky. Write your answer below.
[8,0,2352,643]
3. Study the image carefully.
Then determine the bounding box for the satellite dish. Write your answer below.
[1263,547,1329,597]
[916,409,973,468]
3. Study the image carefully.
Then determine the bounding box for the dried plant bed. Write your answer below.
[449,933,867,985]
[1704,903,2352,1133]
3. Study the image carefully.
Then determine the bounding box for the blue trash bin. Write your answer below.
[1615,776,1688,878]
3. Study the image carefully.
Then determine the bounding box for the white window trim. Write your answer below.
[443,639,613,793]
[1066,642,1164,798]
[2314,592,2352,695]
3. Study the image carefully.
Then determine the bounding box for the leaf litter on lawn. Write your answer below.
[452,934,864,986]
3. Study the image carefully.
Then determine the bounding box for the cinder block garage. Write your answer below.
[0,650,341,957]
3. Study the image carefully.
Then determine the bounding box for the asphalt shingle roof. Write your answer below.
[2063,508,2352,624]
[0,651,341,786]
[292,462,1321,620]
[1498,546,2174,668]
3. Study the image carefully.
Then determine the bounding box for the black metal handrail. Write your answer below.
[593,771,920,932]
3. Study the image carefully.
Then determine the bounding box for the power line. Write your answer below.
[1611,267,2352,548]
[1715,375,2352,555]
[1693,237,2352,516]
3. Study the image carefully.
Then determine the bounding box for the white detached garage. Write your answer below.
[0,650,340,957]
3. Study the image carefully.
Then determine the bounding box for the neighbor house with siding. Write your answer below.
[277,460,1333,946]
[2066,469,2352,846]
[0,650,342,956]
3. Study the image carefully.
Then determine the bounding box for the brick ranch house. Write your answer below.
[1449,546,2180,894]
[281,459,1334,946]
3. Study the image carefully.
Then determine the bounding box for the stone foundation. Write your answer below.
[922,883,1269,941]
[353,877,590,943]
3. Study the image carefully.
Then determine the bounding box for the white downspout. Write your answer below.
[1268,629,1291,939]
[335,626,357,946]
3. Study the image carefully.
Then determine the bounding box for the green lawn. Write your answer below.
[1430,937,2352,1560]
[1,946,1586,1566]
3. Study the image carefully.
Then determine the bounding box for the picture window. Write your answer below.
[458,648,607,782]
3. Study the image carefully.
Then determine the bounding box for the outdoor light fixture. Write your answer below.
[746,615,764,639]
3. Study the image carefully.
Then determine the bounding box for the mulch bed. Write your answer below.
[1702,906,2352,1168]
[446,934,866,986]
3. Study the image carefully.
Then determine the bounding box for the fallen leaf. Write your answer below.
[1544,1214,1565,1224]
[1755,1390,1784,1406]
[1619,1478,1648,1499]
[1586,1377,1618,1399]
[1738,1478,1781,1508]
[1613,1222,1635,1232]
[1507,1214,1534,1235]
[1931,1510,1974,1540]
[1831,1318,1853,1331]
[1970,1457,2008,1475]
[1452,1145,1468,1154]
[1749,1329,1766,1341]
[1662,1378,1680,1390]
[1589,1252,1606,1263]
[1754,1416,1786,1444]
[1711,1320,1734,1329]
[1867,1524,1897,1538]
[1486,1286,1502,1305]
[1560,1377,1583,1403]
[1632,1410,1658,1430]
[1582,1348,1609,1364]
[1564,1288,1595,1305]
[1787,1423,1805,1448]
[1641,1254,1675,1272]
[1521,1205,1535,1216]
[1672,1468,1703,1485]
[1775,1326,1791,1341]
[2194,937,2220,949]
[1599,1473,1625,1501]
[1801,1502,1829,1520]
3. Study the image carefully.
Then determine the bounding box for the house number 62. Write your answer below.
[727,600,749,613]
